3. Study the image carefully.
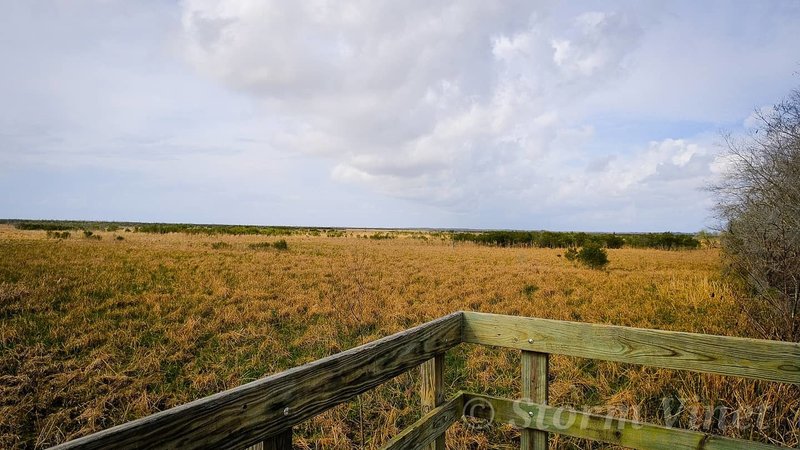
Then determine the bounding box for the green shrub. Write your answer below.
[115,236,124,241]
[273,239,288,250]
[521,284,539,298]
[211,242,232,250]
[576,244,609,269]
[564,248,578,261]
[247,242,272,250]
[83,230,101,240]
[605,234,625,249]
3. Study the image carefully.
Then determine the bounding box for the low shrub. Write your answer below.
[273,239,288,250]
[577,244,609,269]
[248,242,272,250]
[521,284,539,298]
[83,230,101,240]
[211,242,232,250]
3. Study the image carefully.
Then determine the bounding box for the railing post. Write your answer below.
[521,351,548,450]
[420,353,445,450]
[250,428,291,450]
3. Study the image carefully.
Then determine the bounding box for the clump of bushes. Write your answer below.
[576,244,609,269]
[211,242,232,250]
[709,86,800,340]
[83,230,101,240]
[521,284,539,298]
[564,245,609,269]
[45,231,71,239]
[247,239,288,250]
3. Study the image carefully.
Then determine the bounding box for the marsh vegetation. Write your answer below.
[0,225,797,449]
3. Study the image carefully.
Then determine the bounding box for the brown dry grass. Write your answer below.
[0,225,797,449]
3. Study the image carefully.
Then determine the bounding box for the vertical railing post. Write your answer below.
[420,353,445,450]
[521,351,548,450]
[261,428,292,450]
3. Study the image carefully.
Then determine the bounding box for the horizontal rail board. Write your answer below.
[463,393,785,450]
[381,393,464,450]
[462,312,800,384]
[52,312,463,450]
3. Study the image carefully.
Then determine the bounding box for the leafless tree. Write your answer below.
[709,87,800,341]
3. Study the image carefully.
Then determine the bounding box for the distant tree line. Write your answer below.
[11,220,701,249]
[11,221,301,236]
[133,224,296,236]
[15,221,82,231]
[451,231,699,250]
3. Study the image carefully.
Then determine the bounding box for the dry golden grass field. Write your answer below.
[0,225,798,449]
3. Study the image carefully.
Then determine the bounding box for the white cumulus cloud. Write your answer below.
[179,1,646,209]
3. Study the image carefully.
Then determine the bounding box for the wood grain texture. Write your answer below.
[520,351,547,450]
[381,394,464,450]
[420,354,446,450]
[51,312,463,450]
[463,393,786,450]
[463,311,800,384]
[262,428,291,450]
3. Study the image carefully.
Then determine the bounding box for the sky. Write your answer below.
[1,1,799,231]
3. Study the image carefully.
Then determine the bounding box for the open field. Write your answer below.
[0,225,797,449]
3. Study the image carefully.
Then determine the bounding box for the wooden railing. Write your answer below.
[51,311,800,450]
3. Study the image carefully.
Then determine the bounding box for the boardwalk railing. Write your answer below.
[52,311,800,450]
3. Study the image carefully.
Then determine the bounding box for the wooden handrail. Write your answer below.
[462,392,788,450]
[463,311,800,384]
[381,394,464,450]
[49,311,800,449]
[51,312,462,450]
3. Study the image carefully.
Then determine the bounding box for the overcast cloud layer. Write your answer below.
[1,1,799,231]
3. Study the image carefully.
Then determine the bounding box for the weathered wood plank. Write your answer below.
[463,393,786,450]
[463,311,800,384]
[51,312,463,450]
[381,394,464,450]
[262,428,291,450]
[420,354,445,450]
[520,351,547,450]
